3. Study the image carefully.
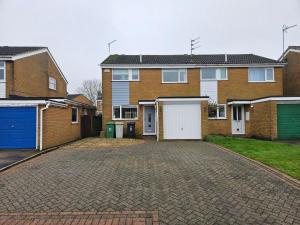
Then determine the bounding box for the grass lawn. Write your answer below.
[206,135,300,180]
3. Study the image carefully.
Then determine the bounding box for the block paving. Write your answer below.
[0,141,299,224]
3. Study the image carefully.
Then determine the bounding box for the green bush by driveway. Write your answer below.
[206,135,300,180]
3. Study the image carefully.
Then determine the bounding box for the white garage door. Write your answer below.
[163,102,201,139]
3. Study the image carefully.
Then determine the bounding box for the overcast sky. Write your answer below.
[0,0,299,93]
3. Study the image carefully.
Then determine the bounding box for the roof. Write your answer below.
[279,46,300,61]
[0,46,46,56]
[67,94,82,100]
[101,54,282,66]
[0,46,68,84]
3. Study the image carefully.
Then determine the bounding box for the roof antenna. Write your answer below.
[191,37,201,55]
[108,40,117,55]
[282,24,297,53]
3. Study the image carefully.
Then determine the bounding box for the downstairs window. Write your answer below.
[208,104,226,119]
[113,105,138,120]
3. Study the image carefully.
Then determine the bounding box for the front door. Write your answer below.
[231,105,245,134]
[143,106,156,135]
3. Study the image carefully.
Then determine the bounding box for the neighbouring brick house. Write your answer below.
[0,46,95,150]
[101,54,300,140]
[280,46,300,96]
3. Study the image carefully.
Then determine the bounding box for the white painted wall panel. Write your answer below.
[200,80,218,103]
[0,83,6,98]
[163,103,201,139]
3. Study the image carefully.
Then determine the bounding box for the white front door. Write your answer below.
[163,102,201,139]
[231,105,245,134]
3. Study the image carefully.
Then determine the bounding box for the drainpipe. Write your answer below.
[39,102,50,151]
[156,100,159,142]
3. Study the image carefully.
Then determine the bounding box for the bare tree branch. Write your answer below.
[76,79,102,105]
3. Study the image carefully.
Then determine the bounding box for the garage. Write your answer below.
[0,107,37,149]
[277,104,300,139]
[163,102,201,139]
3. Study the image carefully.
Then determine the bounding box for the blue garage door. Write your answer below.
[0,107,36,149]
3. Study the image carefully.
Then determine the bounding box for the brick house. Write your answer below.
[280,46,300,96]
[0,46,95,150]
[101,54,300,140]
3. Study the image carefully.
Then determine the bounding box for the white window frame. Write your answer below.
[248,67,275,83]
[200,68,228,81]
[112,105,138,120]
[49,76,57,90]
[0,61,6,82]
[71,107,78,124]
[161,69,187,83]
[208,104,227,120]
[112,69,140,81]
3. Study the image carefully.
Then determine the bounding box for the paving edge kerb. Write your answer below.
[0,146,59,173]
[206,142,300,190]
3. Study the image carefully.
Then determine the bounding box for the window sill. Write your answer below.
[248,81,276,83]
[111,80,140,82]
[71,121,79,124]
[208,118,227,120]
[49,88,57,91]
[161,82,188,84]
[112,118,138,121]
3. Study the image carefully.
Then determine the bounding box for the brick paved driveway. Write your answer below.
[0,141,299,225]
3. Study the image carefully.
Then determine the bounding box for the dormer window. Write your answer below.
[49,76,57,90]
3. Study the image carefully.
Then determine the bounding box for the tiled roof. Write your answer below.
[67,94,81,100]
[288,46,300,51]
[101,54,281,65]
[0,46,46,56]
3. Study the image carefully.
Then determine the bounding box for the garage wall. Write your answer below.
[42,105,81,149]
[249,101,277,140]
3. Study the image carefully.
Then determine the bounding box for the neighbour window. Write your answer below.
[112,69,139,81]
[248,68,274,82]
[72,107,78,123]
[49,77,57,90]
[112,105,138,120]
[208,104,226,119]
[201,68,227,80]
[0,61,5,81]
[162,69,187,83]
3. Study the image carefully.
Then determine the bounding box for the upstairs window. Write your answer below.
[49,76,57,90]
[112,69,139,81]
[201,68,227,80]
[113,105,138,120]
[248,68,274,82]
[162,69,187,83]
[0,61,5,81]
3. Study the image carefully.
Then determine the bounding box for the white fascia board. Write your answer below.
[227,101,251,105]
[279,49,300,61]
[157,98,209,102]
[0,100,46,106]
[139,101,155,105]
[101,63,285,69]
[0,49,68,84]
[252,97,300,104]
[228,97,300,105]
